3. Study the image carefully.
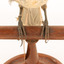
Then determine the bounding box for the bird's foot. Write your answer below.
[41,21,49,43]
[18,16,26,46]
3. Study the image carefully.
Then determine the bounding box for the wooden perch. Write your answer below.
[0,26,64,40]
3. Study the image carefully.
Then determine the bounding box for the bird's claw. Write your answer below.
[18,16,26,46]
[41,21,49,43]
[43,21,49,43]
[18,20,23,46]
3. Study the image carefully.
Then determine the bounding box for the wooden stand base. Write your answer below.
[4,40,62,64]
[4,53,62,64]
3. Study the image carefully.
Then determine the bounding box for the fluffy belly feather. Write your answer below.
[21,8,43,26]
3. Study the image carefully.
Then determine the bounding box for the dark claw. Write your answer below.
[41,21,44,37]
[18,24,23,40]
[43,21,49,43]
[18,16,26,46]
[41,21,49,43]
[18,16,23,39]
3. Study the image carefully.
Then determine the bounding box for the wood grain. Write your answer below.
[0,26,64,40]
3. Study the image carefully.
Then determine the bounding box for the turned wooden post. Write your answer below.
[25,40,39,64]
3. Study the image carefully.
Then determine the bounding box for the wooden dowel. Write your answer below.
[0,26,64,40]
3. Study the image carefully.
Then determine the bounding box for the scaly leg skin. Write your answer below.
[18,15,24,46]
[18,6,26,46]
[41,4,49,43]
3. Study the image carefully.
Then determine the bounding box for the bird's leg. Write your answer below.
[41,5,49,43]
[18,6,26,46]
[18,15,23,46]
[18,6,26,61]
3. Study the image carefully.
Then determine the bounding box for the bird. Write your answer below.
[9,0,49,60]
